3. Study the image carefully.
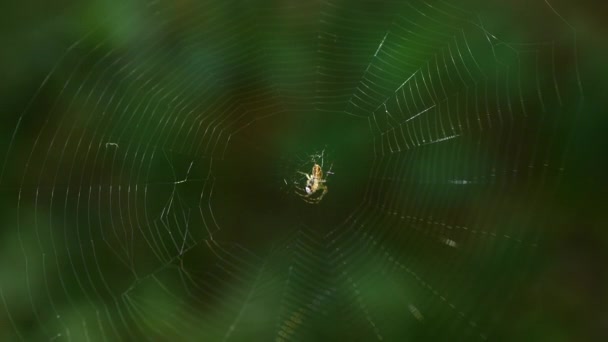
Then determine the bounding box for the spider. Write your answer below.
[296,151,333,204]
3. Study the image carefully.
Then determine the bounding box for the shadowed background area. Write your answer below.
[1,0,606,341]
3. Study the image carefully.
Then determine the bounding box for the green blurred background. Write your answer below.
[1,0,606,341]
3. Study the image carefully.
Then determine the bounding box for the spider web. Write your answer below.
[0,0,582,340]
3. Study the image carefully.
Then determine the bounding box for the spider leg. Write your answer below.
[294,188,318,204]
[294,183,326,204]
[316,184,328,202]
[298,171,311,180]
[325,163,334,178]
[320,149,324,168]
